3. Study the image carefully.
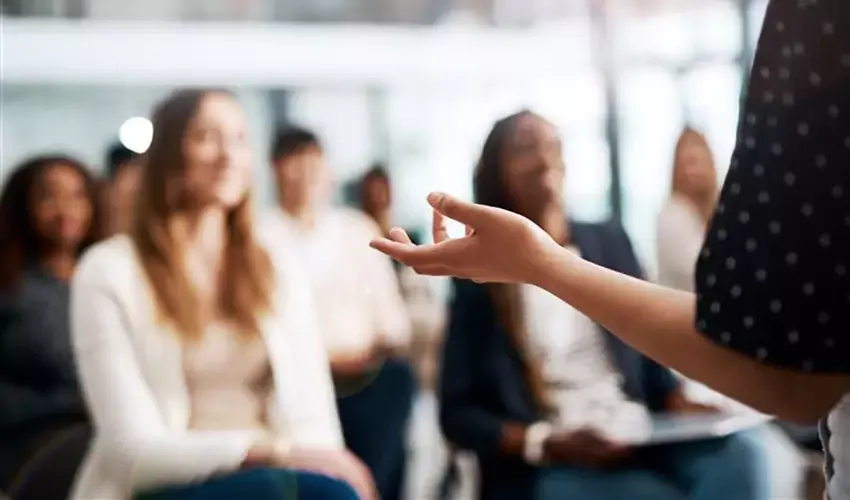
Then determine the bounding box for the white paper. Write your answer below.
[619,411,772,446]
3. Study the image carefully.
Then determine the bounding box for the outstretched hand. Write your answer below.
[369,192,562,284]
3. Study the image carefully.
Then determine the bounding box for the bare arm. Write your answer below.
[531,246,850,423]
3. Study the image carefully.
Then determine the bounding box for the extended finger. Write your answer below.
[432,209,449,243]
[389,227,413,244]
[412,265,456,277]
[370,237,460,268]
[427,192,493,229]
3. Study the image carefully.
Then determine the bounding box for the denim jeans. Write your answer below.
[336,358,417,500]
[536,431,771,500]
[134,468,360,500]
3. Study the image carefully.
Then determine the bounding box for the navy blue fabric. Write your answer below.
[336,358,416,500]
[439,221,681,500]
[134,468,359,500]
[0,269,88,491]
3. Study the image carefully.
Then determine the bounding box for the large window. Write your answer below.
[381,84,527,237]
[288,88,378,183]
[610,0,744,274]
[0,85,275,205]
[526,72,610,223]
[377,68,610,239]
[617,68,685,272]
[747,0,769,51]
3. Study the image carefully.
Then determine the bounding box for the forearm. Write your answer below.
[531,247,836,421]
[440,405,517,455]
[499,422,528,456]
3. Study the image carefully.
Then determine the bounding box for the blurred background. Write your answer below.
[7,3,830,499]
[1,0,768,277]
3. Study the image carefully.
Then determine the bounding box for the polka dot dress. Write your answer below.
[694,1,850,497]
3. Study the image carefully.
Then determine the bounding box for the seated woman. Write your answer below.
[0,155,103,497]
[68,89,374,500]
[439,111,770,500]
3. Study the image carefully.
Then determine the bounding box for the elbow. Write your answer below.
[438,405,466,448]
[770,396,838,425]
[759,402,823,425]
[438,400,473,450]
[438,403,500,455]
[746,378,837,425]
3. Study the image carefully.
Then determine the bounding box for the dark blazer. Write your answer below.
[438,221,681,500]
[0,269,87,491]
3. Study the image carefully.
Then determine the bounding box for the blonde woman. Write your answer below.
[69,89,374,500]
[656,128,718,293]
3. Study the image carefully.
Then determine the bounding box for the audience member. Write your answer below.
[358,165,445,391]
[261,127,414,500]
[439,111,770,500]
[103,142,141,235]
[0,155,103,497]
[656,127,718,292]
[69,89,373,500]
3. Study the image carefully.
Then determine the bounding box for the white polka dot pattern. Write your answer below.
[694,2,849,496]
[696,0,850,375]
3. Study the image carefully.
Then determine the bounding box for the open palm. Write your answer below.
[369,192,560,284]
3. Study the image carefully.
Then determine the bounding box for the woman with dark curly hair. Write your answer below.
[0,154,104,498]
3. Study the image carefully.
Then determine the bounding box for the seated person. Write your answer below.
[102,142,141,235]
[439,111,770,500]
[261,128,415,500]
[68,90,373,500]
[357,165,446,391]
[0,155,103,497]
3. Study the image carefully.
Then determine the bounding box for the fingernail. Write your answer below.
[427,192,445,207]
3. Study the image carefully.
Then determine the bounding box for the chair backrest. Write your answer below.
[9,425,91,500]
[439,450,480,500]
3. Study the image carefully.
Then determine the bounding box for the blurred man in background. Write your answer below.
[103,142,140,234]
[260,126,416,500]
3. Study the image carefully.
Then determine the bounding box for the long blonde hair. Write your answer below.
[130,89,274,340]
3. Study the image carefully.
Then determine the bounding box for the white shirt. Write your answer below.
[259,207,411,359]
[69,236,343,500]
[521,248,652,451]
[656,196,706,294]
[656,197,760,411]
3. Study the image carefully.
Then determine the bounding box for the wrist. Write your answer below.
[527,242,573,289]
[522,422,553,465]
[243,441,275,468]
[243,438,291,468]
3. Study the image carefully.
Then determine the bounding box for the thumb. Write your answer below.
[426,192,491,228]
